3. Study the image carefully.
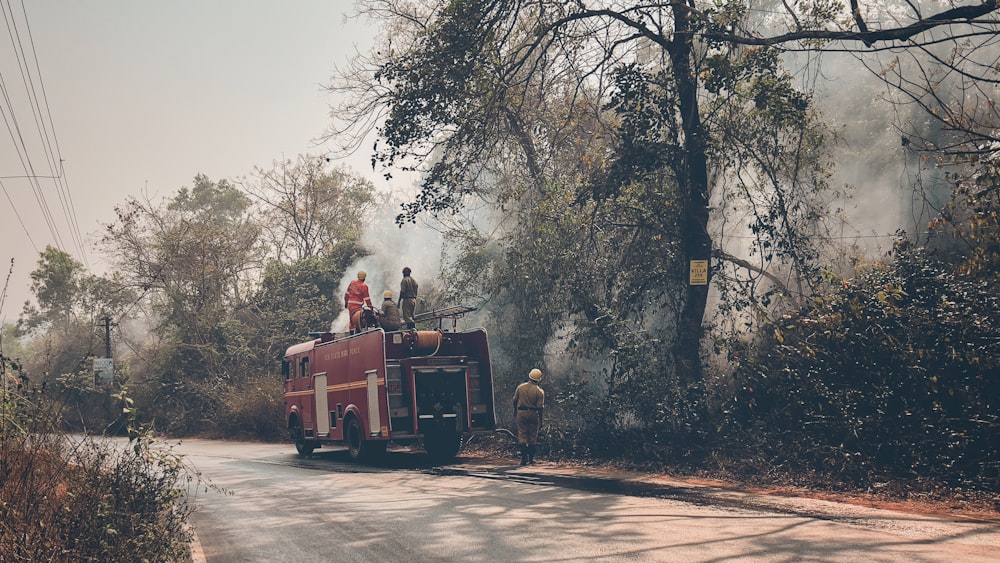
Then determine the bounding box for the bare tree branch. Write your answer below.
[708,1,999,47]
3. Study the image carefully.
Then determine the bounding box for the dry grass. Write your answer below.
[1,394,193,562]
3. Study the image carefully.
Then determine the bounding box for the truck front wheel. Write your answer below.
[290,418,314,457]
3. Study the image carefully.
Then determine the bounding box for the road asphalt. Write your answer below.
[440,454,1000,549]
[188,445,1000,561]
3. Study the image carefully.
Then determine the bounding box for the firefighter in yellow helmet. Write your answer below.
[379,290,402,332]
[512,368,545,465]
[344,271,373,334]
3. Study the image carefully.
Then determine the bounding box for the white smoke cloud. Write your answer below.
[332,196,447,332]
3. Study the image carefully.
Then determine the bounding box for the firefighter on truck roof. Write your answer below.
[513,368,545,465]
[344,270,373,334]
[380,290,402,332]
[399,267,418,330]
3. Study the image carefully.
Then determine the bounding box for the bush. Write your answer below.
[1,357,194,561]
[209,376,286,441]
[727,242,1000,489]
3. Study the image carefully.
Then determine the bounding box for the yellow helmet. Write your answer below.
[528,368,543,381]
[383,290,393,299]
[357,270,367,280]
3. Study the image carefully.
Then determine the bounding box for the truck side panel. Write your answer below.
[312,330,388,442]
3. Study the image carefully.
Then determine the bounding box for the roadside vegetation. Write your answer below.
[0,356,193,561]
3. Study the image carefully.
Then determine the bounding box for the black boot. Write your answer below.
[527,444,536,464]
[519,444,528,466]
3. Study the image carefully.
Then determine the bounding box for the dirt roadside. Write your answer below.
[445,447,1000,549]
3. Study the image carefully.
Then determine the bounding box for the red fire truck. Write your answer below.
[282,307,496,462]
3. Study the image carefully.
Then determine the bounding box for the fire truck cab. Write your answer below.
[282,307,496,462]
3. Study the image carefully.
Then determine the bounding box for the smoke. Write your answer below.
[332,197,447,332]
[783,18,993,258]
[810,52,914,252]
[711,45,957,288]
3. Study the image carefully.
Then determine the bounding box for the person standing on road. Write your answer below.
[399,267,419,329]
[512,368,545,466]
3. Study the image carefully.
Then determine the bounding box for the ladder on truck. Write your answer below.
[412,305,478,332]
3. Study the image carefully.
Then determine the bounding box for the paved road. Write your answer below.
[175,439,1000,562]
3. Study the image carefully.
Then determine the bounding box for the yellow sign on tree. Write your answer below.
[689,260,708,285]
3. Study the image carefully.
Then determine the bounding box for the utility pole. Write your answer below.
[101,316,112,359]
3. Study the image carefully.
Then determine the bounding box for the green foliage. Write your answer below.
[100,174,264,435]
[18,247,135,338]
[932,157,1000,278]
[253,253,361,346]
[729,240,1000,487]
[167,173,249,219]
[411,4,830,460]
[55,364,125,434]
[209,376,286,441]
[374,0,501,164]
[0,324,24,368]
[89,166,377,437]
[349,2,1000,491]
[597,65,680,199]
[20,246,83,330]
[719,152,1000,489]
[14,248,140,433]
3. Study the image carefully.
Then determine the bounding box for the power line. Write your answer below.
[0,74,65,250]
[0,0,88,268]
[17,0,88,266]
[0,0,64,252]
[0,177,38,254]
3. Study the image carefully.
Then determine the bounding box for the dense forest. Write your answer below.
[4,1,999,492]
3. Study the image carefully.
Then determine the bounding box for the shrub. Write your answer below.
[727,242,1000,489]
[1,356,194,561]
[209,375,286,441]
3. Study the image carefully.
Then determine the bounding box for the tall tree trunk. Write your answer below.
[668,4,711,406]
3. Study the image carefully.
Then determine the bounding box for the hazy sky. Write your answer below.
[1,1,379,321]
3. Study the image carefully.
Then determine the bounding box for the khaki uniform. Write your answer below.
[380,299,402,331]
[512,381,544,445]
[400,274,419,328]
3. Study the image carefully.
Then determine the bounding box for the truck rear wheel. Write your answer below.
[345,416,385,462]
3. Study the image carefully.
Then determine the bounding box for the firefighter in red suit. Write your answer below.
[344,270,373,334]
[513,368,545,465]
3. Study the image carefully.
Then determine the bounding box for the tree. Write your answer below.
[236,156,377,370]
[0,323,25,364]
[19,246,86,334]
[330,1,1000,439]
[101,175,262,434]
[248,253,359,367]
[11,248,138,432]
[102,175,261,375]
[240,155,378,262]
[730,237,1000,487]
[17,247,134,379]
